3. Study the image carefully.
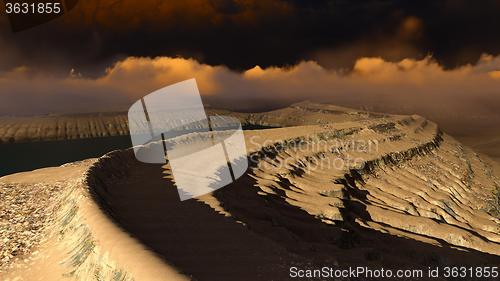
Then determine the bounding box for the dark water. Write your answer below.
[0,136,132,177]
[0,124,278,177]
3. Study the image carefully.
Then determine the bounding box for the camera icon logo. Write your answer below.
[127,79,248,200]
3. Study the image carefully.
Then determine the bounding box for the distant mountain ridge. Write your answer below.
[0,102,388,143]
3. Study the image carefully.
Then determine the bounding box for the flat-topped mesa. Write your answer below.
[0,114,129,143]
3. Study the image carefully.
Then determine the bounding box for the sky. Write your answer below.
[0,0,499,135]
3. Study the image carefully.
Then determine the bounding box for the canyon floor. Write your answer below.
[1,102,499,281]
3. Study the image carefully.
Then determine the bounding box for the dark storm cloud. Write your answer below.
[1,0,500,74]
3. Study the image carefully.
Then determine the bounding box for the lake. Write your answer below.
[0,136,132,177]
[0,124,277,177]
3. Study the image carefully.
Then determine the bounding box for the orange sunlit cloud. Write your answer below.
[0,54,499,138]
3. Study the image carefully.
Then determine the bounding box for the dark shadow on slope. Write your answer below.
[90,152,500,281]
[212,158,500,279]
[92,158,306,281]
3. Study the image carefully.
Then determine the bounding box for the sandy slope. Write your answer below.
[0,163,189,281]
